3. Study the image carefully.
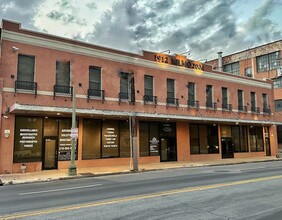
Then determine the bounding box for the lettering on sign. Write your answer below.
[103,127,118,148]
[153,54,203,70]
[19,128,38,148]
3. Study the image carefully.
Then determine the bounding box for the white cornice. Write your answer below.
[3,30,271,89]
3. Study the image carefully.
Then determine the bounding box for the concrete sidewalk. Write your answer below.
[0,156,281,185]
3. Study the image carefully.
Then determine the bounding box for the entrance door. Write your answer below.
[221,138,234,159]
[43,137,58,170]
[160,137,177,162]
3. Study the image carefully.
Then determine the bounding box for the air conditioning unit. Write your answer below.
[277,68,282,77]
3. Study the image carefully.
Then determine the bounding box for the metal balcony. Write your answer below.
[15,80,37,97]
[87,89,105,102]
[53,85,73,99]
[143,95,157,106]
[166,98,179,109]
[187,100,199,110]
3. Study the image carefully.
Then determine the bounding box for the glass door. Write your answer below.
[160,137,177,162]
[43,137,58,170]
[221,138,234,159]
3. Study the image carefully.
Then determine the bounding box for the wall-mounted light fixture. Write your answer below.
[12,46,19,52]
[180,51,190,56]
[160,50,170,54]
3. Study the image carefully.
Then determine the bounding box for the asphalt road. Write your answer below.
[1,161,282,219]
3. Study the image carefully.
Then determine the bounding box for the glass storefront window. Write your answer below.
[14,116,43,162]
[190,124,219,154]
[102,120,119,158]
[82,119,101,159]
[139,122,149,156]
[250,126,264,152]
[120,121,130,158]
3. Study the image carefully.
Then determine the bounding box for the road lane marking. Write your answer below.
[2,175,282,220]
[19,184,102,195]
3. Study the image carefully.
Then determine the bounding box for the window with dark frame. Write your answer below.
[144,75,154,102]
[56,61,70,86]
[250,126,264,152]
[223,62,240,75]
[251,92,256,112]
[206,85,213,108]
[190,124,219,154]
[222,87,228,109]
[188,82,195,106]
[167,78,175,104]
[89,66,102,97]
[238,90,243,111]
[120,72,129,99]
[232,126,248,152]
[256,52,280,73]
[17,54,35,82]
[262,93,268,113]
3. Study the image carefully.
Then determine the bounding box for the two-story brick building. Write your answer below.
[0,20,278,174]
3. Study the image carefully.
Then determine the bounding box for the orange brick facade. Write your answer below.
[0,20,278,174]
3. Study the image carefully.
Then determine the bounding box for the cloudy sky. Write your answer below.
[0,0,281,60]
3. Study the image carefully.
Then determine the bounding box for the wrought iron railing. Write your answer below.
[143,95,157,106]
[87,89,105,102]
[206,102,217,111]
[222,103,232,111]
[166,97,179,109]
[15,80,37,97]
[187,100,199,110]
[53,85,73,99]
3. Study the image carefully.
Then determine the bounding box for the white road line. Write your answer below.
[19,184,102,196]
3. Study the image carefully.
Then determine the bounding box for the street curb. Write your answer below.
[1,158,281,185]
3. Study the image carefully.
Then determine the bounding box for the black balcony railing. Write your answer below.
[53,85,73,99]
[166,97,179,109]
[143,95,157,106]
[206,102,217,111]
[87,89,105,102]
[187,100,199,110]
[239,105,248,113]
[263,107,271,114]
[251,106,260,114]
[222,103,232,111]
[15,80,37,97]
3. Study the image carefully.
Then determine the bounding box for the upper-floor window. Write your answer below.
[262,93,268,113]
[188,82,195,106]
[275,99,282,111]
[274,77,282,88]
[223,62,240,75]
[17,54,35,82]
[256,52,280,73]
[89,66,101,90]
[167,78,175,104]
[244,67,253,77]
[251,92,256,112]
[237,90,244,111]
[222,87,228,109]
[56,61,70,86]
[206,85,213,107]
[144,75,154,101]
[120,72,135,103]
[88,66,102,98]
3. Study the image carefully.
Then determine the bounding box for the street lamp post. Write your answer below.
[68,86,77,176]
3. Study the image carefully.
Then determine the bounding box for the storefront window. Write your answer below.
[190,124,219,154]
[58,118,77,161]
[139,122,149,156]
[233,126,248,152]
[250,126,264,152]
[82,119,101,159]
[14,116,43,163]
[139,122,160,157]
[120,121,130,157]
[102,120,119,158]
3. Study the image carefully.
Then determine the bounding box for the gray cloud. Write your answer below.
[0,0,44,29]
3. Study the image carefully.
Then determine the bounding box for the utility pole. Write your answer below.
[131,116,138,172]
[68,86,77,176]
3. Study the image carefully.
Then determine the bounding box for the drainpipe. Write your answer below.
[217,51,223,71]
